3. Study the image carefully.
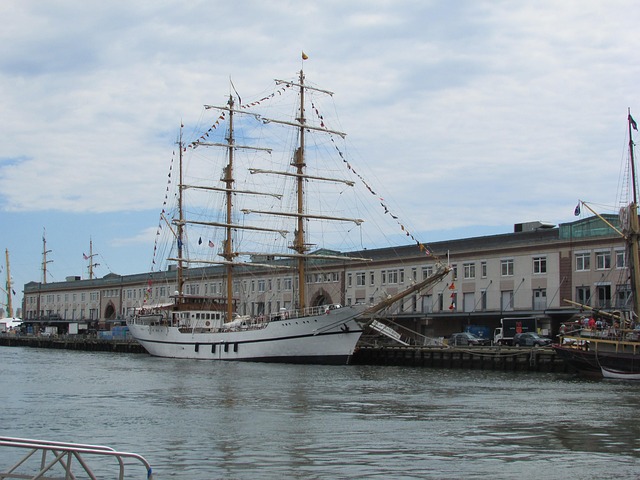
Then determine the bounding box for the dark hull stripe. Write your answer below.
[217,354,352,365]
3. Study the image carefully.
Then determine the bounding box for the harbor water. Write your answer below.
[1,347,639,479]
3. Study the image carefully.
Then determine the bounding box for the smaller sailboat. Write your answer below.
[553,110,640,376]
[127,66,450,363]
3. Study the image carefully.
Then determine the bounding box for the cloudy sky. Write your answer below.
[1,0,639,312]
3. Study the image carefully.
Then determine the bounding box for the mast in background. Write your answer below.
[41,229,52,284]
[86,238,100,280]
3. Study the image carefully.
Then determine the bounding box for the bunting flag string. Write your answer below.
[239,84,292,110]
[310,101,437,259]
[187,83,293,151]
[188,112,227,150]
[144,148,177,304]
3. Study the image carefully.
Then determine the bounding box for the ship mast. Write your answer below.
[223,96,236,322]
[176,127,185,300]
[292,69,308,309]
[186,97,274,320]
[5,249,13,317]
[626,108,640,319]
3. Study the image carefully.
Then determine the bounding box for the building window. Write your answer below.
[356,272,366,287]
[481,261,487,279]
[533,256,546,274]
[463,263,476,280]
[596,284,611,308]
[575,252,590,271]
[370,271,375,286]
[451,264,458,280]
[422,266,433,279]
[596,251,611,270]
[616,284,631,308]
[616,250,626,269]
[501,259,514,277]
[383,270,401,284]
[576,286,591,306]
[480,290,487,311]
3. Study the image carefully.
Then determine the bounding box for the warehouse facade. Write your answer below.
[22,216,627,340]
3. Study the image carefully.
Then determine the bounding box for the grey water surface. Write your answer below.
[1,347,639,479]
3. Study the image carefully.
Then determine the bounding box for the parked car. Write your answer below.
[513,332,552,347]
[449,332,491,346]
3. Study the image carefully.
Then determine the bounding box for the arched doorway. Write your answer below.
[104,302,116,320]
[311,289,332,307]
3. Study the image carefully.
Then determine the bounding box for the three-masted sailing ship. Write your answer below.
[126,67,449,364]
[553,110,640,376]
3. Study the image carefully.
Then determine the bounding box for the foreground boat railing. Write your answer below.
[0,436,154,480]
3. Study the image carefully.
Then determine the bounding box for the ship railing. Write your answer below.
[0,436,154,480]
[268,304,343,322]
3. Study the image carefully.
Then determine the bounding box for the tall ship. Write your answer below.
[127,64,449,363]
[553,110,640,377]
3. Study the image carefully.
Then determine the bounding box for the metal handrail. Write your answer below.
[0,436,154,479]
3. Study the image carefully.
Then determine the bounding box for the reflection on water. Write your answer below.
[2,347,639,479]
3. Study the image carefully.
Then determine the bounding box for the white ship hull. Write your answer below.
[127,305,365,364]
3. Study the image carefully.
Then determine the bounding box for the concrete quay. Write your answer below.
[0,334,146,354]
[351,345,573,373]
[0,334,573,373]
